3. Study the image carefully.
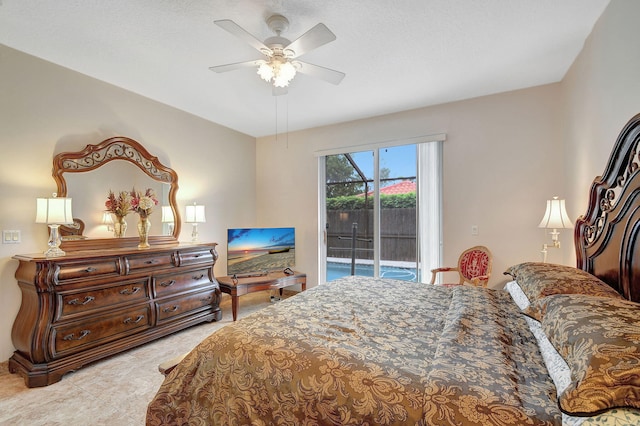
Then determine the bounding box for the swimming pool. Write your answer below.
[326,261,418,282]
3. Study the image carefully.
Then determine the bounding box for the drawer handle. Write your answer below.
[163,305,179,313]
[124,315,145,324]
[160,280,176,287]
[67,296,95,306]
[200,296,212,302]
[120,287,140,296]
[145,259,158,265]
[84,267,97,273]
[63,330,91,341]
[192,274,205,280]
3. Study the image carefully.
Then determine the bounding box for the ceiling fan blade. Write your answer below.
[295,61,345,85]
[209,60,262,73]
[285,23,336,58]
[215,19,272,54]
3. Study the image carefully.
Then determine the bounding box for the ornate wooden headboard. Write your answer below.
[575,113,640,302]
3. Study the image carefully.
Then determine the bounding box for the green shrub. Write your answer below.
[326,193,416,210]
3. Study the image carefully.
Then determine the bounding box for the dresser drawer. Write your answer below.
[56,279,150,320]
[126,252,174,273]
[11,242,220,388]
[54,258,121,284]
[177,248,214,266]
[156,290,216,322]
[51,305,152,357]
[153,268,212,297]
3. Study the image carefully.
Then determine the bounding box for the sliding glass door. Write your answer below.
[378,145,418,281]
[324,144,428,281]
[325,151,375,280]
[321,140,442,283]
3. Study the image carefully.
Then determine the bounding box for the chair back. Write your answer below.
[458,246,492,285]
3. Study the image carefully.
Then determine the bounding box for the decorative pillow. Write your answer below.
[579,408,640,425]
[538,294,640,415]
[504,262,623,320]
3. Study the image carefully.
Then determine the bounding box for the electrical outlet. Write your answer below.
[3,230,21,244]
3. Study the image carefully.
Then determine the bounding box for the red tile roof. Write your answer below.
[359,180,416,196]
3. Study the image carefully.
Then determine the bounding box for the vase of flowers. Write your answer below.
[131,188,158,248]
[105,190,132,237]
[113,216,128,238]
[137,216,151,248]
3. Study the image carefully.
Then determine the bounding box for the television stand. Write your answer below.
[217,270,306,321]
[233,271,268,278]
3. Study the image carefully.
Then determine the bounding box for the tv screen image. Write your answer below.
[227,227,295,276]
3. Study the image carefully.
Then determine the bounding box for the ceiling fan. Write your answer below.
[209,14,345,95]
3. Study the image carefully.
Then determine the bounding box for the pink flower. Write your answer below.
[130,187,159,217]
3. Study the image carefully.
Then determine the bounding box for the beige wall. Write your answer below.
[0,45,256,361]
[256,85,565,290]
[561,0,640,256]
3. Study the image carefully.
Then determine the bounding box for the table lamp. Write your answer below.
[36,193,74,257]
[185,202,206,242]
[102,212,114,234]
[161,205,175,236]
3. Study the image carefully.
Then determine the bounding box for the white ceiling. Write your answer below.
[0,0,610,138]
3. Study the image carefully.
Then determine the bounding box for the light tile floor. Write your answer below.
[0,292,285,425]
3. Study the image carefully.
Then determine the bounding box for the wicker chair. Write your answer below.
[430,245,493,287]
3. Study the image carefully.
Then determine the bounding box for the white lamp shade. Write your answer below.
[185,204,206,223]
[161,206,174,223]
[36,196,73,224]
[102,212,114,225]
[538,197,573,229]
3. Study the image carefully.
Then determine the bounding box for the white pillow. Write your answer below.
[504,280,531,310]
[522,316,581,425]
[523,316,571,394]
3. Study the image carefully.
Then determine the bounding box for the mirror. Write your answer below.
[53,136,181,250]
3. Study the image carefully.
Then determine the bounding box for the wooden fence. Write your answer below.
[326,208,416,261]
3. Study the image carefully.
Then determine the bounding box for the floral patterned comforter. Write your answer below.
[146,276,560,425]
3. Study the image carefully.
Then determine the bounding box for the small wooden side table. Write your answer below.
[217,270,306,321]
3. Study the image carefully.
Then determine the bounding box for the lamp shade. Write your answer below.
[161,206,174,223]
[102,212,114,225]
[36,194,73,225]
[538,197,573,229]
[185,204,206,223]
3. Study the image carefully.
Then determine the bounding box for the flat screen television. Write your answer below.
[227,227,295,276]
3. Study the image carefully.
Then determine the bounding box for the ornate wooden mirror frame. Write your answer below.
[53,136,181,250]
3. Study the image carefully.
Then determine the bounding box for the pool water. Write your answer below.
[327,261,417,282]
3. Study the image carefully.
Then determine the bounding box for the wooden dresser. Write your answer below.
[9,242,222,387]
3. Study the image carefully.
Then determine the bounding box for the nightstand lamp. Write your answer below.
[36,193,73,257]
[185,203,205,242]
[538,196,573,262]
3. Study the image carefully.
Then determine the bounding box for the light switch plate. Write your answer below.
[3,230,21,243]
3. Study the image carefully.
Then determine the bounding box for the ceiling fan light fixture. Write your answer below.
[212,15,343,92]
[274,61,296,87]
[257,61,275,82]
[257,58,297,87]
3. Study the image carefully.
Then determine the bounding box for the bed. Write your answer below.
[146,114,640,425]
